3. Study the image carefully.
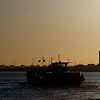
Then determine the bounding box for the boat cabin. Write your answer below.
[51,61,68,71]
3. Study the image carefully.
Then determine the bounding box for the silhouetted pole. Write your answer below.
[99,51,100,64]
[58,55,60,62]
[32,58,34,65]
[14,59,15,66]
[51,57,53,64]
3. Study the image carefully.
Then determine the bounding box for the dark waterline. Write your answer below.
[0,72,100,100]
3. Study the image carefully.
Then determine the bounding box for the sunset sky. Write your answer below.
[0,0,100,66]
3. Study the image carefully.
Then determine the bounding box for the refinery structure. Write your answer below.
[0,51,100,71]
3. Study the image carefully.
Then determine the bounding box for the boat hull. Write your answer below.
[26,71,85,87]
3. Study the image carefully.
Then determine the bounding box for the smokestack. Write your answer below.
[58,55,60,62]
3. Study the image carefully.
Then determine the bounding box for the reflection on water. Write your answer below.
[0,72,100,100]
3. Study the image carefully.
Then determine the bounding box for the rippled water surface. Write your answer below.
[0,72,100,100]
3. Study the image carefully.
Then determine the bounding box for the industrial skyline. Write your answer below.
[0,0,100,66]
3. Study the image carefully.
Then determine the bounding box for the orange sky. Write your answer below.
[0,0,100,66]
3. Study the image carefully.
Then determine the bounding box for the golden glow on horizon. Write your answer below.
[0,0,100,66]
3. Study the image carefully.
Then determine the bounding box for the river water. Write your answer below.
[0,72,100,100]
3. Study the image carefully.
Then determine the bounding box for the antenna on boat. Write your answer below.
[67,58,71,66]
[67,58,69,62]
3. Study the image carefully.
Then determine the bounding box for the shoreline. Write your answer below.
[0,64,100,72]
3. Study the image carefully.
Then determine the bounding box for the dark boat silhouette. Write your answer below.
[26,61,85,87]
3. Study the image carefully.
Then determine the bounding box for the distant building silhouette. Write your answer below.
[87,64,95,66]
